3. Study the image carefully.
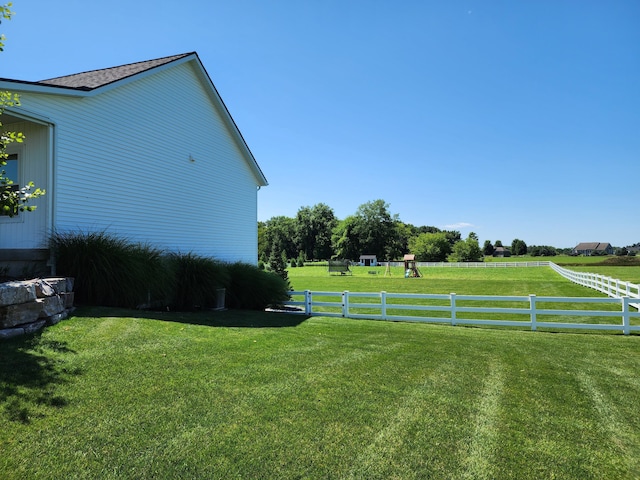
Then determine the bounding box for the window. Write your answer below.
[1,153,20,217]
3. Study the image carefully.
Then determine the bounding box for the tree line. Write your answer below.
[258,199,553,265]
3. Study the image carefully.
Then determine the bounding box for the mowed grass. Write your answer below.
[1,266,640,479]
[288,264,621,296]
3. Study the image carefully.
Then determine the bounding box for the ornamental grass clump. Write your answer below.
[225,261,290,310]
[50,230,167,308]
[165,252,229,311]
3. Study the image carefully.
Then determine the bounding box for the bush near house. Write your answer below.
[50,231,288,310]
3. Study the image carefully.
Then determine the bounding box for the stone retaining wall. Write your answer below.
[0,278,74,340]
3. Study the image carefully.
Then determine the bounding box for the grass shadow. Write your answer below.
[0,334,77,423]
[75,306,310,328]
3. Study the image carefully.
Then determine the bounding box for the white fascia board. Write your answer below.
[0,79,89,97]
[3,106,54,125]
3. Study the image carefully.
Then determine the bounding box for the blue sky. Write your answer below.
[2,1,638,248]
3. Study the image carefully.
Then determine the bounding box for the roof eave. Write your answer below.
[0,78,91,96]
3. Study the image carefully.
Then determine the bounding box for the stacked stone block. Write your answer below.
[0,278,74,339]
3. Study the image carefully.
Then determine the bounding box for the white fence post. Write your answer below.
[530,294,537,332]
[305,290,311,315]
[342,291,349,318]
[381,291,387,320]
[622,297,630,336]
[451,293,457,326]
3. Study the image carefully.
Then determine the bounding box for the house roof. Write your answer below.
[0,52,268,187]
[37,53,193,90]
[574,242,611,251]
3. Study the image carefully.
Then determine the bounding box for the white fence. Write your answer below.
[549,262,640,307]
[282,262,640,335]
[386,261,551,268]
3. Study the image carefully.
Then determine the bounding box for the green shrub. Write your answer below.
[290,258,297,268]
[165,253,229,311]
[50,230,167,308]
[225,262,290,310]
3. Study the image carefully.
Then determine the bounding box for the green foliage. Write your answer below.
[331,215,360,260]
[448,233,483,262]
[50,231,289,311]
[408,232,452,261]
[50,230,167,308]
[529,245,558,257]
[511,238,528,256]
[353,199,399,259]
[290,258,297,268]
[268,250,290,288]
[225,262,290,310]
[261,216,297,262]
[0,5,45,216]
[0,2,14,52]
[295,203,337,260]
[483,239,495,256]
[164,252,229,311]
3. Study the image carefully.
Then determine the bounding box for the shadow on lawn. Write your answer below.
[77,306,310,328]
[0,334,77,424]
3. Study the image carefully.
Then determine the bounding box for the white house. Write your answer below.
[0,52,268,275]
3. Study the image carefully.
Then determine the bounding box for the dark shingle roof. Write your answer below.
[574,242,611,251]
[37,53,193,90]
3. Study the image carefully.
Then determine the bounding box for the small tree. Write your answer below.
[268,250,290,290]
[483,240,494,256]
[0,4,44,216]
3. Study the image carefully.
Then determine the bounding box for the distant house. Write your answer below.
[493,246,511,257]
[572,243,613,256]
[359,255,377,267]
[0,52,268,275]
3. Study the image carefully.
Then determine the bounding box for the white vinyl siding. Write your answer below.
[0,122,49,248]
[10,62,261,263]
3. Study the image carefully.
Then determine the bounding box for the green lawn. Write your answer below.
[1,308,639,479]
[289,263,639,296]
[2,265,640,479]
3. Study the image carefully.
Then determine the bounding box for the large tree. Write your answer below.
[261,216,297,262]
[408,232,451,262]
[511,238,528,256]
[294,203,336,260]
[483,240,495,256]
[331,215,360,260]
[350,199,399,260]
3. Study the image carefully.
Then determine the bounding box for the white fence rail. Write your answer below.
[549,262,640,308]
[283,290,640,335]
[386,261,552,268]
[282,262,640,334]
